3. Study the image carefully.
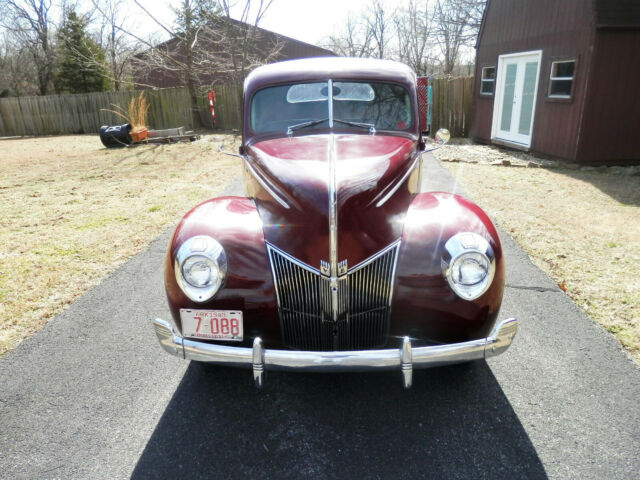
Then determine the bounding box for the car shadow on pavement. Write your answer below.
[131,361,547,480]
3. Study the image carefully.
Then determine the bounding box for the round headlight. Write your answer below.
[442,232,495,300]
[450,252,490,286]
[182,255,219,288]
[175,236,227,302]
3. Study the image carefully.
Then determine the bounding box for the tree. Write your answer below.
[322,13,374,58]
[55,9,110,93]
[129,0,280,125]
[0,0,56,95]
[365,0,391,59]
[321,0,485,75]
[0,32,40,96]
[322,1,393,60]
[217,0,280,85]
[433,0,485,74]
[92,0,138,91]
[393,0,436,76]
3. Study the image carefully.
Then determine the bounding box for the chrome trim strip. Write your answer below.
[328,78,334,128]
[243,156,290,210]
[374,154,422,208]
[266,242,320,275]
[267,240,400,278]
[153,317,518,380]
[388,245,401,310]
[348,240,401,274]
[328,134,338,277]
[328,133,339,321]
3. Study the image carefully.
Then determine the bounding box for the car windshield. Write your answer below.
[250,81,413,135]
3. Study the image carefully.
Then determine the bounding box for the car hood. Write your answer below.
[245,134,419,270]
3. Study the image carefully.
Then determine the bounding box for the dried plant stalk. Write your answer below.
[101,91,150,133]
[129,92,150,132]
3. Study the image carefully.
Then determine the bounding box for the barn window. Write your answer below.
[480,67,495,95]
[549,60,575,98]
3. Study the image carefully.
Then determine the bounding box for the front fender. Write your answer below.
[164,196,279,346]
[391,192,505,344]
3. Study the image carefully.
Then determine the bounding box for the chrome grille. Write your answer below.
[267,243,399,351]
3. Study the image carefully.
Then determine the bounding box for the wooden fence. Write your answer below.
[0,78,473,137]
[0,84,242,137]
[431,76,474,138]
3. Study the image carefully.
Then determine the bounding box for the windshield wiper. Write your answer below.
[286,118,329,135]
[334,118,376,135]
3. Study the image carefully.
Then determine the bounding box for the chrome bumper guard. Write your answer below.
[153,317,518,389]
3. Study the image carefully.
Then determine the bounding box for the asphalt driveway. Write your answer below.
[1,156,639,479]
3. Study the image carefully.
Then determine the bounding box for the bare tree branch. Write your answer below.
[0,0,55,94]
[88,0,139,91]
[434,0,485,74]
[127,0,282,125]
[322,13,374,58]
[0,31,39,95]
[321,0,484,76]
[393,0,437,75]
[365,0,391,59]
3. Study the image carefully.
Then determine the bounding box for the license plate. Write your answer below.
[180,309,243,341]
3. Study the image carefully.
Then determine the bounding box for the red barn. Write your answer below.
[472,0,640,165]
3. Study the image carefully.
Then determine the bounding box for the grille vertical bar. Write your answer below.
[268,243,399,351]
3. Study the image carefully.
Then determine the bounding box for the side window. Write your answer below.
[549,60,576,98]
[480,66,495,95]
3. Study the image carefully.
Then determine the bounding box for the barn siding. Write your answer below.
[577,30,640,165]
[472,0,595,161]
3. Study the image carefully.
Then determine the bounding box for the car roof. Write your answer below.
[244,57,417,96]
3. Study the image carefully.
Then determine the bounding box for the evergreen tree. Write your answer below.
[55,11,111,94]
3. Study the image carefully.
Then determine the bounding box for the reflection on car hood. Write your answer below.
[246,134,418,270]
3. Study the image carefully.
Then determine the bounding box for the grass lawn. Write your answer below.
[437,147,640,364]
[0,133,241,356]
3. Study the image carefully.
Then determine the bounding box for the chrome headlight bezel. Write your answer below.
[174,235,227,303]
[441,232,496,301]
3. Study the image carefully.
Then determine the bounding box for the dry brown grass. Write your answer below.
[440,157,640,363]
[0,134,241,356]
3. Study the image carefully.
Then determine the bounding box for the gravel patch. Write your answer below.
[434,139,640,175]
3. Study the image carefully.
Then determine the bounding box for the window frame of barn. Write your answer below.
[480,66,496,96]
[548,60,576,99]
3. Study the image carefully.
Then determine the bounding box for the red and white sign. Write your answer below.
[208,90,216,126]
[180,309,243,341]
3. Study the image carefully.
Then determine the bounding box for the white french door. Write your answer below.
[491,50,542,147]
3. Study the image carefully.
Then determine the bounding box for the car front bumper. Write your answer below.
[152,317,517,388]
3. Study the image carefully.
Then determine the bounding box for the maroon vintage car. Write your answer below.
[153,57,517,388]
